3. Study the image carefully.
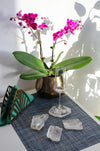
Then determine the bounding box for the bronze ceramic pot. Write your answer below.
[35,76,60,98]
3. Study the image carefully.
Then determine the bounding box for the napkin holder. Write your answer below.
[0,85,34,126]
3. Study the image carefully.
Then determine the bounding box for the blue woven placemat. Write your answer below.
[12,94,100,151]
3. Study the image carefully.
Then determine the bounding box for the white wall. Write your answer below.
[0,0,100,116]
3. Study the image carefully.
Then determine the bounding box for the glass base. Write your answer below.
[49,105,71,118]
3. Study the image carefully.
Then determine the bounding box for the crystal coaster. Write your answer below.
[47,125,62,142]
[49,105,71,118]
[31,114,49,131]
[63,119,83,130]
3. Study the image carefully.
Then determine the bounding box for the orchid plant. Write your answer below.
[10,11,92,80]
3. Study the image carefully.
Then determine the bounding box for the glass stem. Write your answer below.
[58,92,61,108]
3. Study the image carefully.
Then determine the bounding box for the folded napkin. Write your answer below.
[0,86,34,126]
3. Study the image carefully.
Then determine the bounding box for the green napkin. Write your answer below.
[0,86,34,126]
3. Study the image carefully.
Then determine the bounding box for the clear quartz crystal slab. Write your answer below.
[47,125,62,142]
[49,105,71,118]
[63,119,83,130]
[31,114,49,131]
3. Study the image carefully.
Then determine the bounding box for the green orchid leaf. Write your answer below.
[20,71,47,80]
[50,51,63,69]
[13,51,48,74]
[95,116,100,121]
[53,56,92,70]
[53,51,64,67]
[43,62,49,69]
[53,51,63,66]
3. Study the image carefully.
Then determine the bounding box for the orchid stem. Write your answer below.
[37,30,44,61]
[51,41,56,61]
[30,28,38,39]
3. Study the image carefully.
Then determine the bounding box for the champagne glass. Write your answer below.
[49,67,71,117]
